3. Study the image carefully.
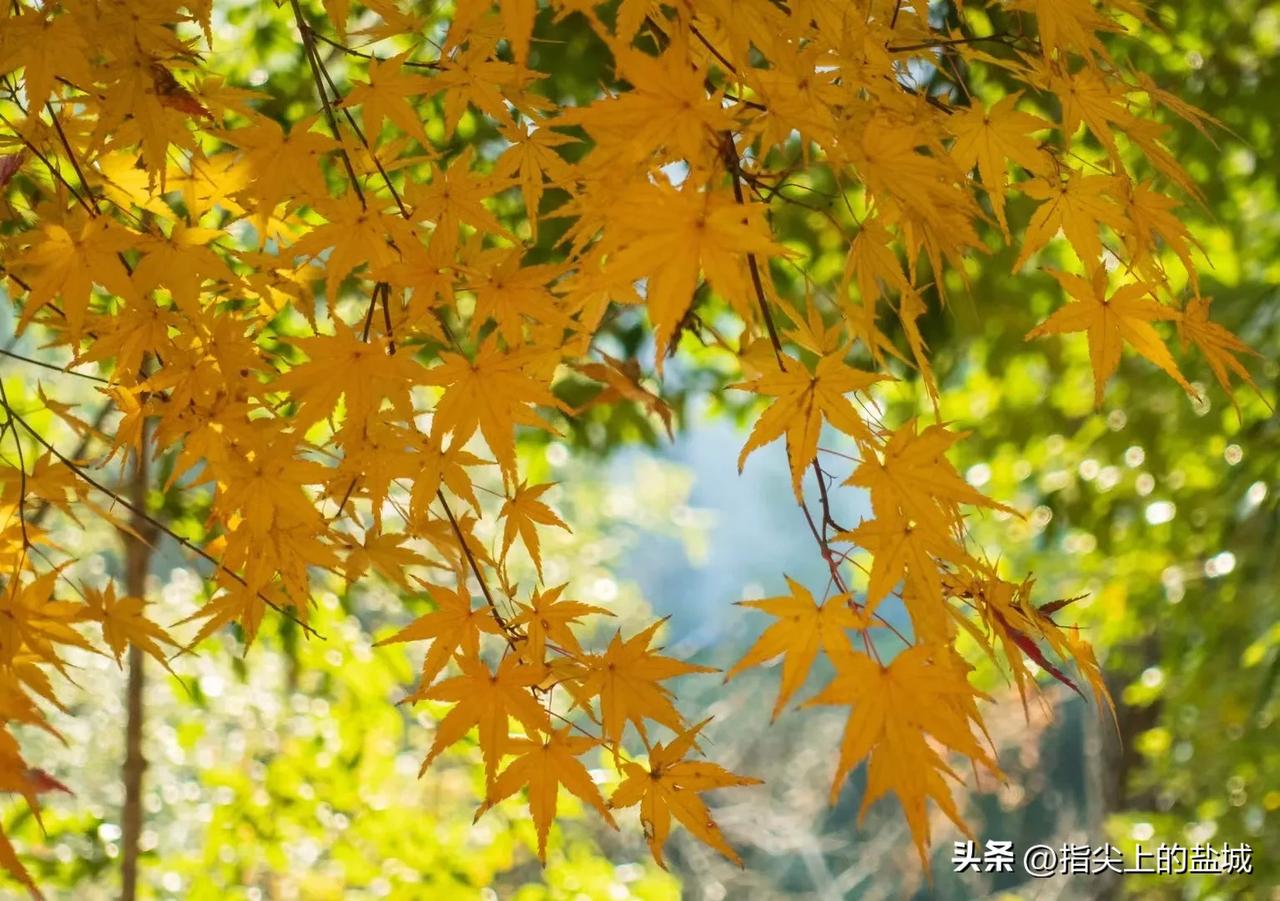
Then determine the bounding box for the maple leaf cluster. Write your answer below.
[0,0,1266,892]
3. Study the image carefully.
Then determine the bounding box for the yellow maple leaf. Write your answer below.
[431,50,524,134]
[559,32,735,170]
[424,337,563,485]
[509,584,612,664]
[375,580,503,689]
[843,218,910,306]
[218,114,335,213]
[725,576,869,720]
[341,532,427,589]
[287,194,411,301]
[0,571,95,674]
[460,246,570,345]
[597,181,780,366]
[897,288,941,411]
[949,94,1051,236]
[608,719,761,868]
[479,725,617,860]
[499,481,570,580]
[0,10,91,109]
[415,652,550,783]
[573,619,715,748]
[406,430,489,524]
[14,215,136,340]
[321,0,350,38]
[81,583,176,673]
[343,54,434,145]
[492,118,578,233]
[212,435,331,534]
[180,577,287,649]
[406,149,514,254]
[848,421,1016,540]
[735,350,887,500]
[1008,0,1124,61]
[805,645,998,866]
[273,319,423,430]
[130,223,234,309]
[838,511,977,643]
[1049,66,1140,160]
[79,301,182,383]
[1026,268,1193,406]
[1063,625,1117,729]
[1116,179,1203,289]
[498,0,537,65]
[1014,171,1128,271]
[1177,296,1264,411]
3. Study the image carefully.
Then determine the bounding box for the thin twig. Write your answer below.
[311,30,440,69]
[0,347,110,383]
[886,33,1014,53]
[47,100,101,214]
[0,380,32,565]
[438,490,517,643]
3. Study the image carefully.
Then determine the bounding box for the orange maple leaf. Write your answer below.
[0,826,37,901]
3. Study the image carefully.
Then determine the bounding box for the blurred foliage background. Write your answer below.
[2,0,1277,897]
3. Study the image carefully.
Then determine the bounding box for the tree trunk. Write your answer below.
[119,443,156,901]
[120,645,145,901]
